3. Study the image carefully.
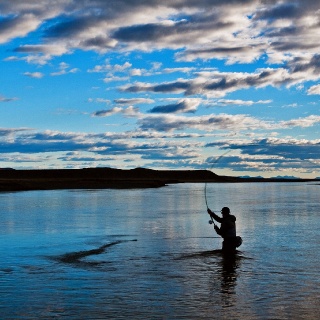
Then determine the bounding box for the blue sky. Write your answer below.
[1,0,319,178]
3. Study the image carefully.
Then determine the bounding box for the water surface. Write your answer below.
[0,183,319,319]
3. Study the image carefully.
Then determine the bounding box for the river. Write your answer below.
[0,182,319,319]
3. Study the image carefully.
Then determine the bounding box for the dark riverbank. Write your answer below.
[0,167,317,191]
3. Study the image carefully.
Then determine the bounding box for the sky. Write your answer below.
[0,0,320,178]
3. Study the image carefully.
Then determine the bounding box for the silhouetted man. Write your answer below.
[207,207,242,253]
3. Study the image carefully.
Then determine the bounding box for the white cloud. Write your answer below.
[50,62,80,76]
[307,84,320,95]
[92,106,139,117]
[217,99,272,106]
[280,115,320,128]
[0,95,19,102]
[0,13,41,44]
[23,72,44,78]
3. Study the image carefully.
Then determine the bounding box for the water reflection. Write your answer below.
[177,249,242,302]
[219,252,241,296]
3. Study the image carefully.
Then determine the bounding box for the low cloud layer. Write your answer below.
[1,116,319,176]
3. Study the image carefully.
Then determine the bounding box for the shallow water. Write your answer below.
[0,183,319,319]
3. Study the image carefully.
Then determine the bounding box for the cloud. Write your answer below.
[176,43,265,64]
[280,115,320,128]
[163,67,196,74]
[23,72,44,78]
[88,98,111,104]
[0,128,30,136]
[148,98,200,114]
[216,99,272,106]
[92,106,139,117]
[114,98,154,105]
[50,62,79,76]
[0,95,19,102]
[205,137,320,172]
[138,113,271,132]
[0,127,202,164]
[89,61,132,73]
[137,112,320,133]
[208,137,320,158]
[307,84,320,95]
[253,2,301,21]
[120,80,191,94]
[0,13,41,44]
[58,152,115,163]
[13,44,69,56]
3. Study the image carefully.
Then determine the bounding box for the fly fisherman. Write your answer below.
[207,207,242,253]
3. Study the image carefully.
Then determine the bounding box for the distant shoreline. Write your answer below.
[0,167,318,192]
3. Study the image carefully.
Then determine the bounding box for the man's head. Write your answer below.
[221,207,230,216]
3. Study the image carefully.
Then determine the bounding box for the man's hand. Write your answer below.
[207,208,213,215]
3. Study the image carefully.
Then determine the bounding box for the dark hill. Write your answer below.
[0,167,229,191]
[0,167,317,191]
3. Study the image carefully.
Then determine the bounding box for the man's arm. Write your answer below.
[207,208,223,223]
[214,225,221,236]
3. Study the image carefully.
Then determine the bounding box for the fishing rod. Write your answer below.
[204,150,231,227]
[208,215,216,227]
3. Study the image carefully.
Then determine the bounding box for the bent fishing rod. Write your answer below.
[204,150,231,227]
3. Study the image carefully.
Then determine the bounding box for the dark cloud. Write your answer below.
[0,128,30,136]
[0,140,90,154]
[14,45,44,53]
[148,100,199,114]
[204,138,320,173]
[254,3,300,20]
[80,36,115,50]
[112,11,232,44]
[0,16,19,32]
[265,26,299,38]
[287,55,320,74]
[270,41,318,52]
[121,81,191,94]
[207,138,320,160]
[113,23,173,43]
[185,46,253,55]
[44,16,101,39]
